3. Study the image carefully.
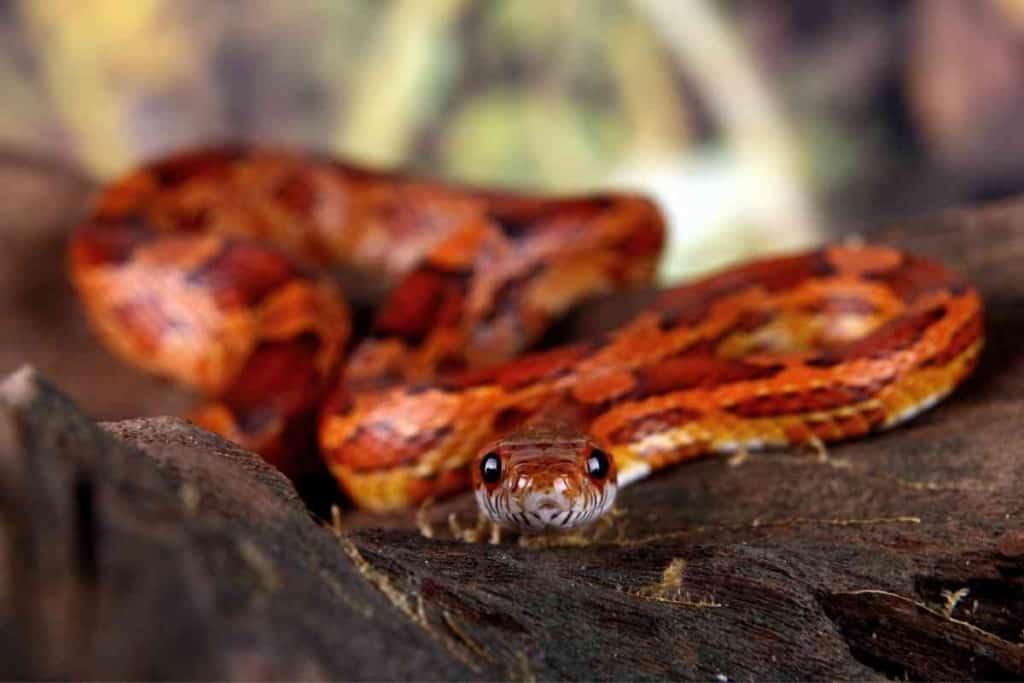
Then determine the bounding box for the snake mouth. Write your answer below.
[534,496,562,511]
[517,489,604,531]
[508,492,569,531]
[475,473,621,532]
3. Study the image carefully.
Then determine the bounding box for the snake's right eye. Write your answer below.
[480,452,502,483]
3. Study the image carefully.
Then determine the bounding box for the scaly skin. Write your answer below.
[68,148,983,531]
[68,147,664,476]
[322,246,983,527]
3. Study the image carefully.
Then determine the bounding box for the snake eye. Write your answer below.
[586,448,610,480]
[480,452,502,483]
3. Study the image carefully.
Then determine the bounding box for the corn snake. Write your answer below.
[69,147,984,532]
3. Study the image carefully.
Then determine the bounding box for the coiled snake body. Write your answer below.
[70,148,984,532]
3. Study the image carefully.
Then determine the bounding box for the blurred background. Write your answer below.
[4,0,1024,281]
[3,0,1024,425]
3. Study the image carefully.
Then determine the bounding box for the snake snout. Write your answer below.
[536,496,561,510]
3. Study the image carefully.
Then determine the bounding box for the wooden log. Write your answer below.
[0,368,480,679]
[2,149,1024,679]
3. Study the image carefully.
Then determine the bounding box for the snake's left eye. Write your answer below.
[586,448,610,480]
[480,452,502,483]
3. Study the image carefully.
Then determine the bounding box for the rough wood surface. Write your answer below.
[2,149,1024,680]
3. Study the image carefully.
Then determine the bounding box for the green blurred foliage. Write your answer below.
[23,1,1022,279]
[2,0,691,189]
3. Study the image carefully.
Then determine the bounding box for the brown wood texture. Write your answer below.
[2,150,1024,680]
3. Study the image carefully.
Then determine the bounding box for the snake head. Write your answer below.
[471,425,618,533]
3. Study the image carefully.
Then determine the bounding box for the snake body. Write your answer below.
[69,147,984,531]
